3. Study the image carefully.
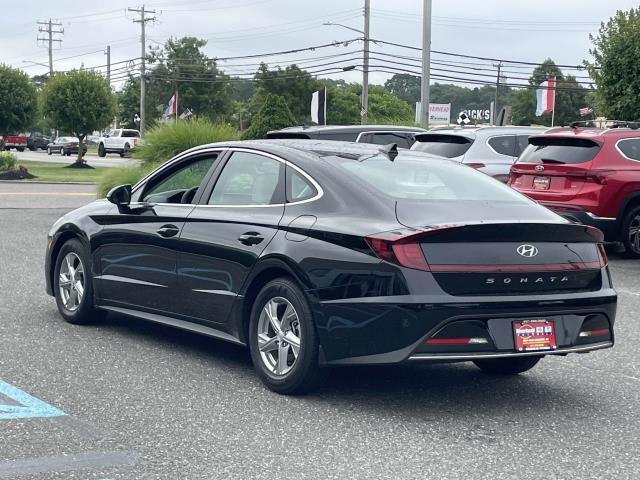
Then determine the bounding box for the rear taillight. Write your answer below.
[596,243,608,267]
[365,234,430,271]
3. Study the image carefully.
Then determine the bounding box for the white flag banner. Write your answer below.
[311,88,326,125]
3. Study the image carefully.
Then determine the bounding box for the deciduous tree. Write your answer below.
[0,65,37,147]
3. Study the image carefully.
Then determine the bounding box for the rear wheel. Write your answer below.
[59,148,65,156]
[249,278,324,394]
[473,356,541,375]
[622,206,640,258]
[53,239,105,325]
[47,147,52,155]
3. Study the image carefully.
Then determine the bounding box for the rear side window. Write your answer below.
[488,135,516,157]
[287,167,317,202]
[362,132,412,149]
[517,137,601,164]
[515,135,531,156]
[616,138,640,161]
[410,134,473,158]
[122,130,139,138]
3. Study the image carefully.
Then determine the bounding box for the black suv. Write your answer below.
[266,125,426,149]
[27,132,52,151]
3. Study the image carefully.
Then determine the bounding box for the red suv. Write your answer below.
[509,125,640,257]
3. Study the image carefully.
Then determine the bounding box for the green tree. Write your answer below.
[41,70,116,165]
[508,59,589,126]
[384,74,421,106]
[367,85,413,123]
[0,65,37,147]
[586,8,640,119]
[241,94,295,139]
[250,63,319,123]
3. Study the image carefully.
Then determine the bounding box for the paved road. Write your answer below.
[1,188,639,479]
[14,149,136,168]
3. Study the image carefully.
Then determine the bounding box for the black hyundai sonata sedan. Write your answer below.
[45,140,617,394]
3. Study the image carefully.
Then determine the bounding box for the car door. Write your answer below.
[176,149,286,325]
[106,130,119,150]
[93,151,221,314]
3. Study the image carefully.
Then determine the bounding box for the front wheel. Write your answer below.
[59,148,65,156]
[53,239,105,325]
[622,206,640,258]
[98,143,106,157]
[473,356,541,375]
[249,278,325,394]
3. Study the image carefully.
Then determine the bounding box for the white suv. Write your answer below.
[98,129,140,158]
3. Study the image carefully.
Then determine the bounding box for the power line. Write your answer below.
[37,19,64,76]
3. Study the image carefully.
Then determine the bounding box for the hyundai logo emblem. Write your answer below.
[535,165,545,172]
[517,244,539,258]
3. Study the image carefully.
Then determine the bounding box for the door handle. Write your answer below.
[238,232,264,246]
[157,224,180,238]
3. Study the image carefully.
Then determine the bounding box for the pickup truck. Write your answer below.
[2,134,28,152]
[97,129,141,158]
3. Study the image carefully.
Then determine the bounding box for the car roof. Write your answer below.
[416,125,548,141]
[268,124,427,134]
[535,126,640,140]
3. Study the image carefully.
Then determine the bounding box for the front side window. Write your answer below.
[209,152,283,206]
[488,135,516,157]
[142,155,218,204]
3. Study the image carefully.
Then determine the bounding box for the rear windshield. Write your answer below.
[410,134,473,158]
[517,137,601,164]
[122,130,140,137]
[334,155,528,202]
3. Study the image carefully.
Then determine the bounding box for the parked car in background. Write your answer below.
[266,125,427,148]
[27,132,52,151]
[47,137,87,157]
[411,126,547,182]
[509,125,640,257]
[3,134,28,152]
[98,129,140,157]
[45,139,615,394]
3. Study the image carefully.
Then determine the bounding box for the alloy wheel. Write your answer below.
[629,213,640,254]
[257,297,302,376]
[58,252,85,312]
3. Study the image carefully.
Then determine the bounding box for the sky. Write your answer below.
[1,0,637,90]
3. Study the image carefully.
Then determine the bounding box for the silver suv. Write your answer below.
[411,126,548,182]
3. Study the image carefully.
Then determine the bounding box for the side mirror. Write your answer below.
[106,184,132,206]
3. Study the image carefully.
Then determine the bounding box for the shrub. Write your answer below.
[135,118,240,166]
[97,165,154,198]
[0,151,17,171]
[241,94,295,140]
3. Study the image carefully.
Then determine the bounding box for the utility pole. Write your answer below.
[105,45,111,86]
[37,19,63,76]
[493,62,502,125]
[361,0,370,125]
[420,0,432,127]
[128,5,156,137]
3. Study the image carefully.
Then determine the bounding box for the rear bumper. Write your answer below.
[541,203,619,240]
[315,288,617,365]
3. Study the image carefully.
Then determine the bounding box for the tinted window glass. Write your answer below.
[410,134,473,158]
[365,132,412,149]
[517,137,601,164]
[209,152,283,205]
[122,130,139,138]
[334,155,527,202]
[617,138,640,161]
[488,135,516,156]
[515,135,531,156]
[287,168,317,202]
[318,132,359,141]
[143,156,217,203]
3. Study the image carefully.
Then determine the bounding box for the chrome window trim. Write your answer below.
[197,147,324,208]
[615,138,640,163]
[485,134,517,157]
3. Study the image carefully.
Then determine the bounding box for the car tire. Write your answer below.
[249,278,325,394]
[98,144,106,157]
[59,148,65,156]
[47,147,52,155]
[473,356,541,375]
[53,239,105,325]
[17,147,24,152]
[622,206,640,259]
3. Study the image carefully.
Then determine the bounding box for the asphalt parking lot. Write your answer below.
[1,183,639,479]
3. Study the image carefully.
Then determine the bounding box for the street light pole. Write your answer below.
[420,0,432,127]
